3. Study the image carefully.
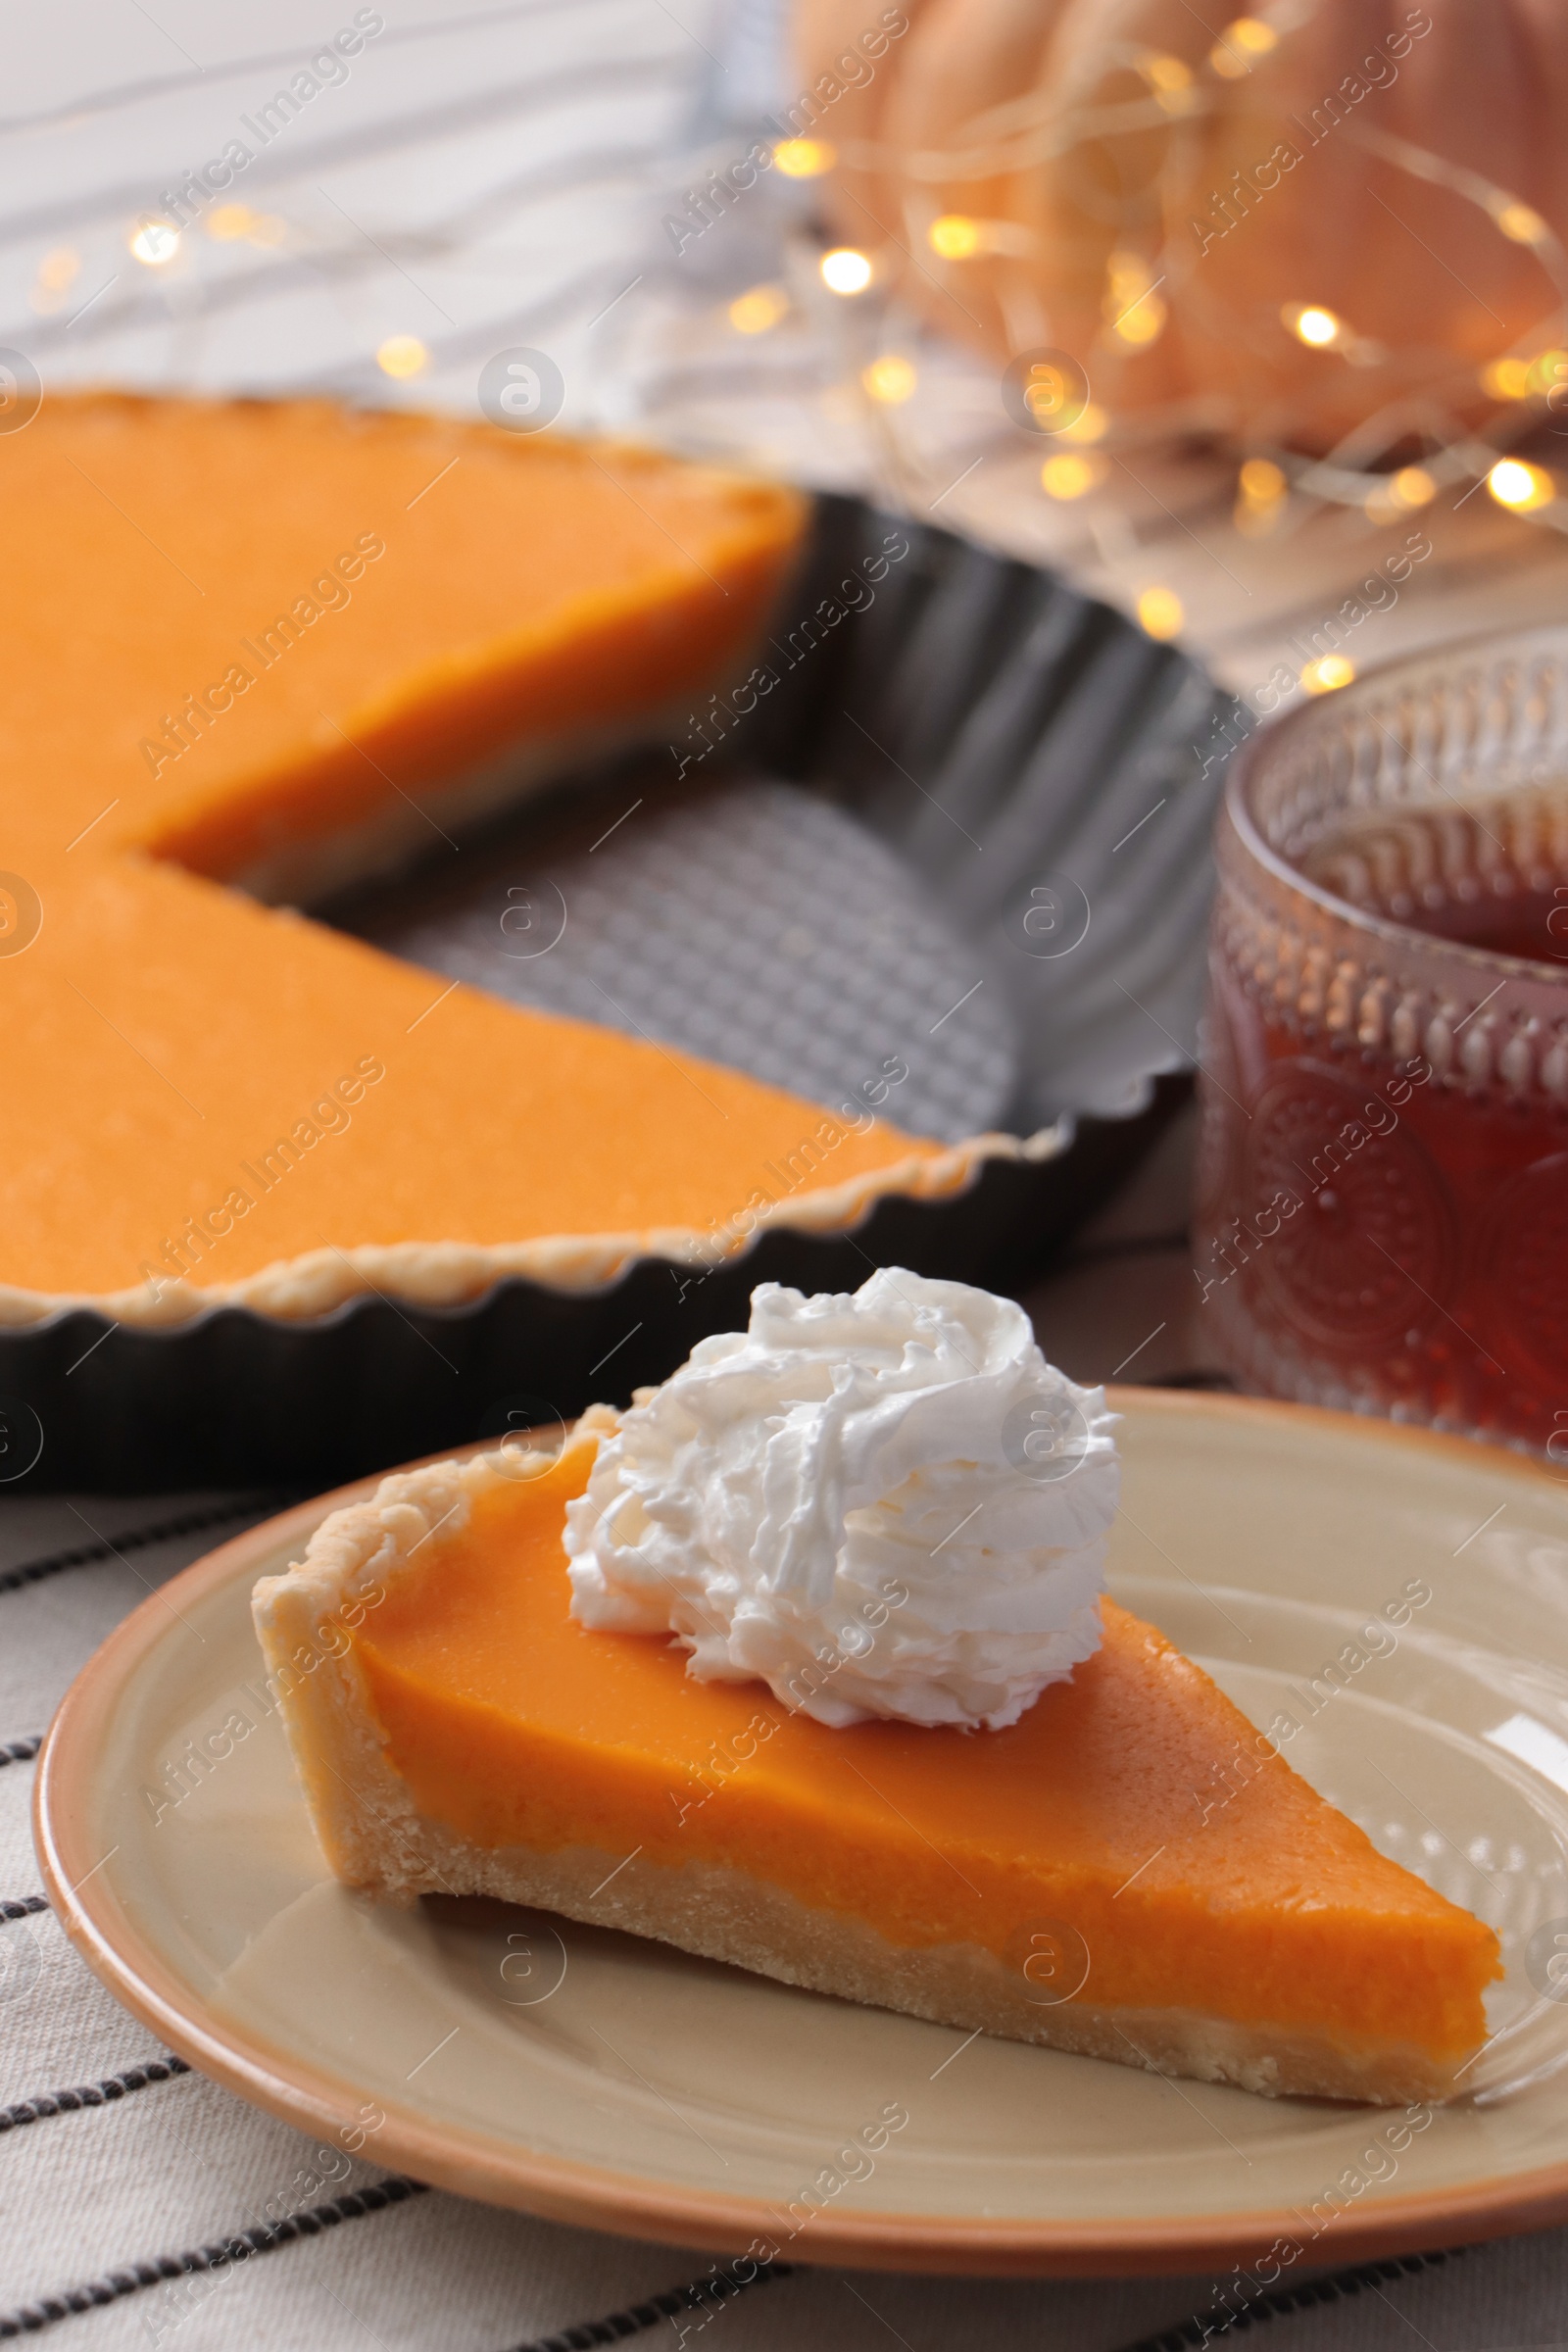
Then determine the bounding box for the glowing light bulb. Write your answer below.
[773,138,835,178]
[820,247,872,295]
[28,247,80,315]
[1236,456,1288,535]
[1058,402,1108,444]
[862,354,916,405]
[1229,16,1277,51]
[206,204,286,247]
[929,215,983,261]
[1104,251,1166,347]
[1239,458,1287,505]
[1488,458,1554,512]
[1040,452,1104,499]
[1481,357,1532,401]
[1365,464,1438,521]
[1285,303,1342,348]
[1496,201,1546,246]
[1389,466,1436,509]
[1106,250,1150,302]
[129,220,179,267]
[728,283,788,335]
[1137,586,1184,640]
[376,335,429,379]
[1111,294,1166,347]
[1300,656,1355,694]
[1529,348,1568,397]
[1210,16,1277,74]
[1144,52,1195,110]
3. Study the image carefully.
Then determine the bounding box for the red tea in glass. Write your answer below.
[1196,628,1568,1456]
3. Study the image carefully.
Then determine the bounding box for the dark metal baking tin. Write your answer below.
[5,493,1228,1492]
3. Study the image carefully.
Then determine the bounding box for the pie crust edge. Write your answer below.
[8,1126,1062,1329]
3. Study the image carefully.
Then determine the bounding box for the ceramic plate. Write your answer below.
[33,1394,1568,2275]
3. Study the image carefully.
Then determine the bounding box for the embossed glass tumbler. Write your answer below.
[1196,625,1568,1452]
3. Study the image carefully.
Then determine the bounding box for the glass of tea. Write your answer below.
[1195,624,1568,1456]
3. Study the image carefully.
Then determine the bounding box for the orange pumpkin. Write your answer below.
[796,0,1568,451]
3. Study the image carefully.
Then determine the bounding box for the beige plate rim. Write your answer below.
[32,1390,1568,2277]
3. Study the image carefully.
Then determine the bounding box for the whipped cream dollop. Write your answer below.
[563,1268,1118,1731]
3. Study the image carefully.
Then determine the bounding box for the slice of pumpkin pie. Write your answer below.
[252,1272,1501,2104]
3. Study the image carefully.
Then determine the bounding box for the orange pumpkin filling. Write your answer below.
[354,1433,1500,2060]
[0,393,954,1318]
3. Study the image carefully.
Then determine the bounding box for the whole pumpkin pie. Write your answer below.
[0,394,1003,1329]
[252,1274,1501,2104]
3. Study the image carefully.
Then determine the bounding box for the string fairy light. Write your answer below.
[1041,451,1105,498]
[1238,458,1287,501]
[820,247,873,295]
[774,138,835,178]
[1481,357,1533,401]
[861,353,916,404]
[1136,585,1184,639]
[1209,17,1278,77]
[1283,304,1342,349]
[28,247,79,315]
[794,10,1568,551]
[37,2,1568,579]
[1141,53,1196,114]
[375,334,428,378]
[926,213,1034,261]
[128,220,179,267]
[1103,250,1166,347]
[1234,457,1288,536]
[207,204,286,248]
[728,283,788,335]
[1489,458,1554,512]
[1058,402,1107,444]
[1363,464,1437,521]
[1495,200,1548,246]
[0,32,696,400]
[1389,465,1436,507]
[928,214,983,260]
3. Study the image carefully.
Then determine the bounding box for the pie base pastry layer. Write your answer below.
[252,1422,1501,2106]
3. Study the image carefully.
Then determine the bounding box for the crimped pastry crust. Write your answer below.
[2,1130,1059,1330]
[252,1435,1462,2107]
